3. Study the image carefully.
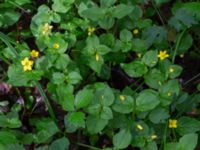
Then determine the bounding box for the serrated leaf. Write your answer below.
[112,4,134,19]
[136,89,160,112]
[75,88,93,109]
[121,60,148,78]
[86,115,108,134]
[113,129,131,149]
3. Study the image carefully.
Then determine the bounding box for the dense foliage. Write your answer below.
[0,0,200,149]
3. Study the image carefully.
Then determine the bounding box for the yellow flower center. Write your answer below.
[151,135,157,140]
[30,50,39,58]
[180,54,184,58]
[53,43,60,49]
[21,57,34,71]
[133,29,139,34]
[169,119,177,128]
[95,53,100,61]
[137,53,142,58]
[169,68,174,73]
[167,92,172,97]
[42,23,53,35]
[157,50,169,60]
[88,27,96,36]
[136,124,143,130]
[119,95,125,101]
[158,81,162,85]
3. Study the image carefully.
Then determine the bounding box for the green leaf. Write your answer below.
[112,4,134,19]
[67,71,82,85]
[86,115,108,134]
[149,108,169,124]
[169,9,198,31]
[64,112,85,133]
[177,32,193,54]
[142,25,167,48]
[98,16,115,30]
[0,112,21,128]
[56,84,74,111]
[87,54,104,74]
[112,95,135,114]
[81,7,105,21]
[132,39,147,53]
[176,117,200,136]
[75,88,93,109]
[164,142,179,150]
[7,64,28,86]
[182,2,200,20]
[0,9,20,28]
[86,104,101,115]
[121,60,148,78]
[100,0,116,7]
[12,0,31,5]
[100,106,113,120]
[159,79,180,106]
[120,29,132,42]
[55,54,71,70]
[142,50,158,67]
[100,33,115,47]
[142,141,158,150]
[94,83,115,106]
[167,64,183,79]
[197,83,200,91]
[153,0,170,5]
[113,129,132,149]
[52,72,65,84]
[5,143,25,150]
[136,89,160,112]
[179,133,198,150]
[0,131,17,145]
[30,118,59,144]
[52,0,75,13]
[129,5,143,20]
[144,68,166,89]
[49,137,69,150]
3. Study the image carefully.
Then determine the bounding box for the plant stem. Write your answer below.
[0,32,19,57]
[151,0,165,25]
[172,129,177,142]
[75,142,102,150]
[160,121,168,150]
[0,53,10,65]
[172,29,187,63]
[183,72,200,86]
[35,81,57,122]
[8,1,30,14]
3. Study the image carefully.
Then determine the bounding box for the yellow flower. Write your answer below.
[180,54,184,58]
[53,43,60,49]
[88,27,96,36]
[30,50,39,58]
[133,29,139,35]
[151,135,157,140]
[158,81,162,85]
[157,50,169,60]
[119,95,125,101]
[136,124,143,130]
[169,67,174,73]
[42,23,53,35]
[95,53,100,61]
[169,119,177,128]
[167,92,172,97]
[137,53,142,58]
[21,57,34,71]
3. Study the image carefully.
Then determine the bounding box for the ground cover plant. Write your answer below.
[0,0,200,149]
